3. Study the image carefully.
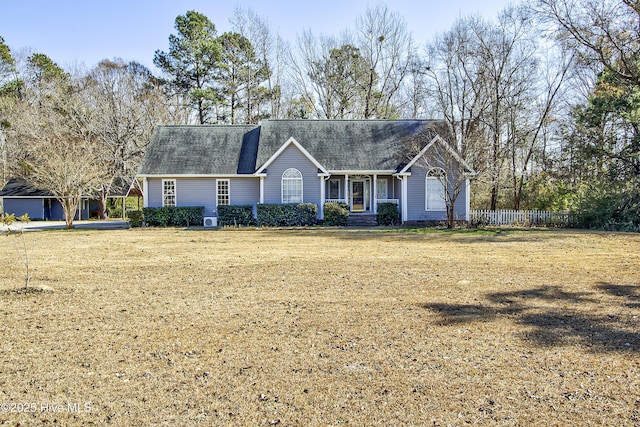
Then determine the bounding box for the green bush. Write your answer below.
[377,202,399,226]
[142,206,204,227]
[323,202,349,226]
[257,203,318,227]
[217,205,255,227]
[128,210,143,227]
[572,186,640,231]
[109,207,123,218]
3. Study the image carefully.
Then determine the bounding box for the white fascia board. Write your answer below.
[328,170,396,175]
[399,135,476,175]
[137,174,256,179]
[398,138,437,174]
[255,137,329,175]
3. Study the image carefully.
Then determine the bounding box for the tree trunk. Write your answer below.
[198,98,206,124]
[447,204,455,229]
[99,192,108,219]
[490,179,499,211]
[60,196,79,229]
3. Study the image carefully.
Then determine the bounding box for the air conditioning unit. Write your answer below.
[203,217,218,227]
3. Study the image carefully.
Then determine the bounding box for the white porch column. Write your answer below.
[373,174,378,214]
[344,175,349,207]
[401,176,408,223]
[259,176,265,204]
[143,177,149,208]
[319,176,326,219]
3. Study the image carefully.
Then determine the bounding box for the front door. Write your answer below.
[351,180,365,212]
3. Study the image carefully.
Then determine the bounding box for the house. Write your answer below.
[0,177,141,220]
[137,120,475,225]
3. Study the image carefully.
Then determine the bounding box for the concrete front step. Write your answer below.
[347,214,378,226]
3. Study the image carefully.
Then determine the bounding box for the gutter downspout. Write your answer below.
[465,177,471,223]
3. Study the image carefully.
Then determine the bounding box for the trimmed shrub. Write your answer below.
[377,202,399,226]
[142,206,204,227]
[257,203,318,227]
[128,210,143,227]
[323,202,349,226]
[217,205,255,227]
[108,207,123,218]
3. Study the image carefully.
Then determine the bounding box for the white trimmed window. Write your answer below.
[376,178,388,199]
[329,179,341,199]
[282,168,303,204]
[217,179,230,206]
[425,168,446,211]
[163,179,176,207]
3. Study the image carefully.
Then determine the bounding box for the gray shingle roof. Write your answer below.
[257,120,435,171]
[138,120,439,175]
[0,177,53,197]
[138,125,260,175]
[0,177,140,198]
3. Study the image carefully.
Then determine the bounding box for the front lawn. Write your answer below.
[1,228,638,425]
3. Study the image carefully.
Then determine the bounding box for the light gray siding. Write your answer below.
[229,178,259,206]
[176,178,216,214]
[147,179,162,207]
[405,166,468,221]
[146,177,260,216]
[146,178,215,213]
[262,144,321,208]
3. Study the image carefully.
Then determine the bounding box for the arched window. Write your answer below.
[282,168,303,204]
[425,168,446,211]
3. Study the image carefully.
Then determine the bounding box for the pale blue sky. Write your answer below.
[2,0,515,72]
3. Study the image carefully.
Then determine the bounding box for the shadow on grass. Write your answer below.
[326,226,584,244]
[422,285,639,353]
[597,283,640,308]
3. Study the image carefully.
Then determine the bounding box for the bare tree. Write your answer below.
[231,6,288,119]
[0,36,22,187]
[11,65,108,229]
[536,0,640,188]
[423,15,491,163]
[84,59,169,218]
[536,0,640,86]
[289,31,347,119]
[508,45,573,209]
[423,6,572,210]
[355,4,414,118]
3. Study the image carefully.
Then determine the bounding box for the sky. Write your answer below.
[1,0,516,73]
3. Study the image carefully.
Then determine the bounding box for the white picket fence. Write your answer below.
[470,209,570,227]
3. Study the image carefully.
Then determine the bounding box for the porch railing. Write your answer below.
[325,198,399,206]
[377,199,399,204]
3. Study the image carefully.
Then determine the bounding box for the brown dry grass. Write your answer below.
[0,227,638,426]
